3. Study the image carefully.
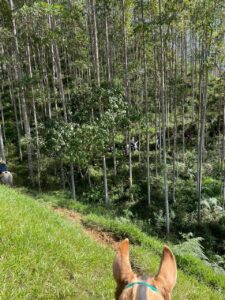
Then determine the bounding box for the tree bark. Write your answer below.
[159,0,170,235]
[70,163,76,200]
[172,32,177,203]
[122,0,133,193]
[197,38,209,224]
[0,124,5,161]
[90,0,109,204]
[27,38,41,191]
[141,0,151,206]
[9,0,34,185]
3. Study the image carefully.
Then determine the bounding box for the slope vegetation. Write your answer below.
[0,185,114,299]
[0,186,224,299]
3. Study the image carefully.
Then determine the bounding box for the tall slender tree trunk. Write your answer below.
[103,155,109,205]
[9,0,34,185]
[8,74,23,160]
[112,127,117,176]
[0,48,6,142]
[172,32,177,203]
[91,0,109,204]
[181,33,186,162]
[104,13,116,177]
[197,40,208,224]
[222,92,225,210]
[48,0,76,198]
[153,41,159,177]
[38,47,52,119]
[70,163,76,200]
[105,15,111,83]
[47,0,67,122]
[138,129,141,163]
[159,0,170,235]
[0,124,5,161]
[60,161,66,190]
[91,0,100,86]
[141,0,150,206]
[0,94,6,142]
[27,39,41,191]
[122,0,133,194]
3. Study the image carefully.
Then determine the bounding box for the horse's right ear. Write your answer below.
[154,246,177,298]
[113,239,134,284]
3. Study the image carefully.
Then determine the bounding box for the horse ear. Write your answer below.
[154,246,177,296]
[113,239,134,284]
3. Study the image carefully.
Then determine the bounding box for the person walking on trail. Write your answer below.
[0,159,8,175]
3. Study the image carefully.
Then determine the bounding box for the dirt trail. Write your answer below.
[54,207,148,275]
[54,207,120,250]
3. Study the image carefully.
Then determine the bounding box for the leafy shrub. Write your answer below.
[201,197,223,222]
[81,186,104,203]
[202,177,221,197]
[173,233,208,261]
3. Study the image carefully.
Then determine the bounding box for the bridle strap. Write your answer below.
[125,281,158,293]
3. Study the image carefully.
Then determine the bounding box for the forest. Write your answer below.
[0,0,225,280]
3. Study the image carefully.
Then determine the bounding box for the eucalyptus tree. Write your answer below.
[8,0,34,185]
[158,0,170,235]
[193,0,216,223]
[172,31,178,204]
[122,0,133,194]
[0,124,5,161]
[26,38,41,191]
[89,0,110,204]
[140,0,151,206]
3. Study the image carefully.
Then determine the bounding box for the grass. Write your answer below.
[83,214,225,294]
[1,186,225,299]
[130,246,223,300]
[0,185,115,299]
[37,191,225,299]
[36,191,225,288]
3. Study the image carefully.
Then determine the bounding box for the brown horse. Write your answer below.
[0,171,13,186]
[113,239,177,300]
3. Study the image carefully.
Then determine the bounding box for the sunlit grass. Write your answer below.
[1,185,224,299]
[83,214,225,300]
[0,185,115,299]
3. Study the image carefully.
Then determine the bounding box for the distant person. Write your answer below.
[0,159,13,186]
[0,159,8,175]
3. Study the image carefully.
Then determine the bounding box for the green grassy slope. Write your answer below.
[83,214,225,300]
[0,186,224,299]
[0,185,114,299]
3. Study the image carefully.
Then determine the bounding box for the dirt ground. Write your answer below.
[53,207,120,250]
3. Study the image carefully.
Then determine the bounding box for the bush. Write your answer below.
[202,177,221,197]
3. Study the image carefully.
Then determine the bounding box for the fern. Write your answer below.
[173,236,208,261]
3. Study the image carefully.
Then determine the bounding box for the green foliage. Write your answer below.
[71,85,126,125]
[200,197,224,222]
[202,177,221,198]
[174,233,208,261]
[40,119,108,166]
[81,186,105,203]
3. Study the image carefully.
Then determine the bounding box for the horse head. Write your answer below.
[113,239,177,300]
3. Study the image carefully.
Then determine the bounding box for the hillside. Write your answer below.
[1,0,225,279]
[0,185,224,299]
[0,186,114,299]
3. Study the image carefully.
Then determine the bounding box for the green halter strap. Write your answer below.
[125,281,158,293]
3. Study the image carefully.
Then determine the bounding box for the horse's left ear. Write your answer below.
[113,239,134,284]
[154,246,177,298]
